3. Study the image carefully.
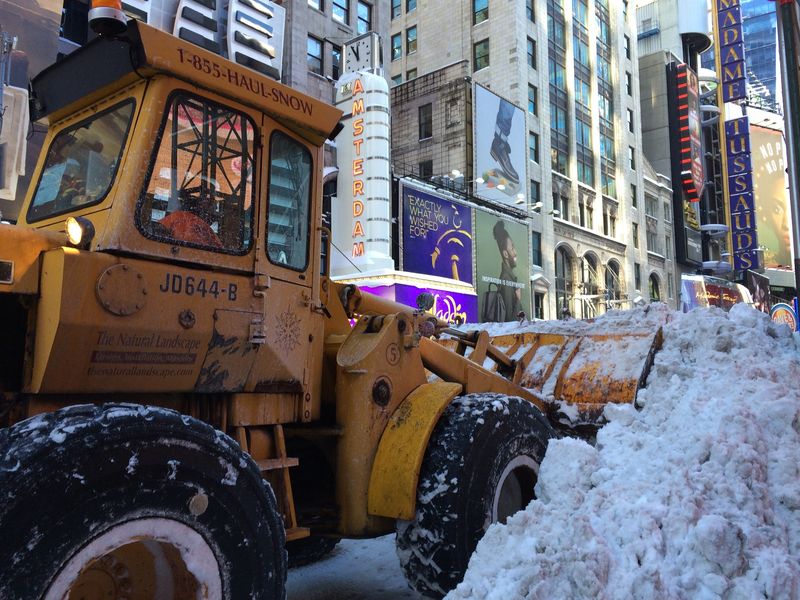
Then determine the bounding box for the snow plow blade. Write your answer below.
[438,326,663,426]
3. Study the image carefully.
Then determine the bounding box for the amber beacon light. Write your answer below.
[88,0,128,35]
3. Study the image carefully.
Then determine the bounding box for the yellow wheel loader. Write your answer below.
[0,19,661,600]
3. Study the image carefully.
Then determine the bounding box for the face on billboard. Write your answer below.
[751,126,793,268]
[473,85,526,206]
[401,184,474,284]
[474,210,530,322]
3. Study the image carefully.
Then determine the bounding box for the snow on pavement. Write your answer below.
[448,304,800,599]
[287,535,421,599]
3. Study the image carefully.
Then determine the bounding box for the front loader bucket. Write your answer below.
[438,326,663,426]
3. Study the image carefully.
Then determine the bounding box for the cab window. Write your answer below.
[267,131,312,270]
[137,92,255,254]
[27,100,134,222]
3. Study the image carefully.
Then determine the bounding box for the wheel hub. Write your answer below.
[492,455,539,524]
[44,517,222,600]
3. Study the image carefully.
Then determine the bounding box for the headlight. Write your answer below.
[65,216,95,249]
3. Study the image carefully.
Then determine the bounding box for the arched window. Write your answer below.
[580,254,599,318]
[649,273,661,301]
[555,246,573,315]
[604,260,621,307]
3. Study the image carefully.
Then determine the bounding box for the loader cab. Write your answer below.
[19,21,341,288]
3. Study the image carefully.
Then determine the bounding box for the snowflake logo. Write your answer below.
[274,308,301,354]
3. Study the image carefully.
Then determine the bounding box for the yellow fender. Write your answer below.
[367,381,463,520]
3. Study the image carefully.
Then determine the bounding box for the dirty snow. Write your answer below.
[447,304,800,599]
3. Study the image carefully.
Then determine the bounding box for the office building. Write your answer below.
[387,0,671,319]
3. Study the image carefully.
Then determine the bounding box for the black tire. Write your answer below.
[287,536,340,568]
[0,403,286,600]
[396,394,554,598]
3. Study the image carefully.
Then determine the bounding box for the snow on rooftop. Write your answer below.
[447,304,800,599]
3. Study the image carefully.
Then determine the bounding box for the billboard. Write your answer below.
[745,270,771,314]
[751,125,793,269]
[400,181,473,283]
[359,283,478,324]
[475,210,530,322]
[473,84,526,206]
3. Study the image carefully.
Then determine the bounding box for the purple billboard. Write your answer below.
[359,283,478,324]
[401,182,474,284]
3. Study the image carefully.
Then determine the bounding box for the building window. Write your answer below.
[554,182,569,220]
[473,38,490,71]
[626,71,632,96]
[634,262,641,290]
[649,273,660,301]
[646,225,659,254]
[357,1,371,34]
[645,194,657,217]
[632,222,639,248]
[530,180,540,205]
[406,25,417,54]
[391,33,402,61]
[555,246,574,315]
[418,159,433,178]
[332,0,349,24]
[628,146,636,170]
[407,0,416,12]
[665,235,672,259]
[332,45,341,80]
[603,205,617,237]
[533,292,544,319]
[527,37,537,69]
[391,74,402,86]
[605,261,621,303]
[418,103,432,139]
[392,0,401,18]
[624,34,631,59]
[528,132,539,163]
[527,0,535,22]
[627,108,634,132]
[307,36,323,75]
[631,183,637,208]
[407,68,417,80]
[579,198,593,229]
[532,231,542,266]
[309,0,322,10]
[664,202,671,222]
[528,84,538,115]
[474,0,488,24]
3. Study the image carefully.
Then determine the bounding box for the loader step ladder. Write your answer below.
[253,424,309,542]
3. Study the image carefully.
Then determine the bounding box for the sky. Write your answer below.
[289,304,800,599]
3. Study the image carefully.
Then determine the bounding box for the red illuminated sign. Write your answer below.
[676,64,705,202]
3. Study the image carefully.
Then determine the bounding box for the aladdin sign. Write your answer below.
[714,0,747,102]
[726,116,759,269]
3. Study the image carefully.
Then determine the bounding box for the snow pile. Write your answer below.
[448,305,800,599]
